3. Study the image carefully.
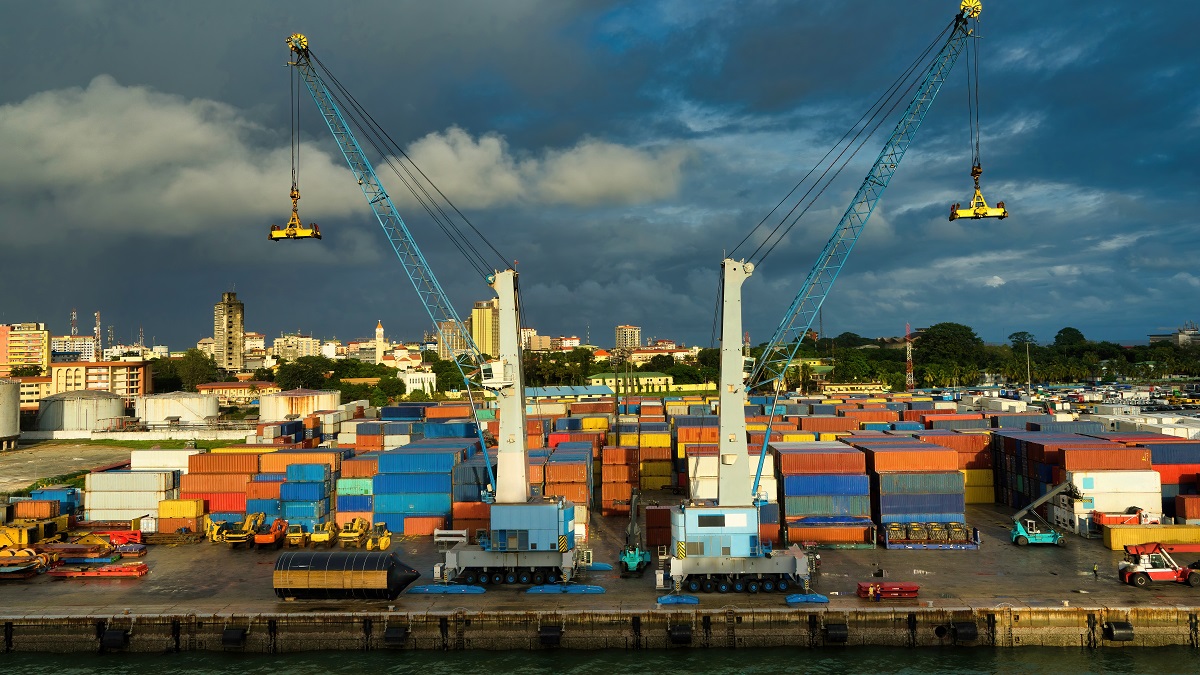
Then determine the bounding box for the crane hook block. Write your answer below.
[268,186,323,241]
[949,165,1007,221]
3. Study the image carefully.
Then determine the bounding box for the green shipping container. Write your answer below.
[335,477,374,496]
[874,471,965,495]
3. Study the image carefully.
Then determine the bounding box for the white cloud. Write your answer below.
[984,275,1006,287]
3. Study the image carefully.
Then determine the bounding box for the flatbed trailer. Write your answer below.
[48,562,149,579]
[881,528,981,550]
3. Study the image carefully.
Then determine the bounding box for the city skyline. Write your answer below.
[1,3,1196,349]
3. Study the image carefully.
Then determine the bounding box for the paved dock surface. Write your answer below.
[0,444,132,494]
[5,502,1199,617]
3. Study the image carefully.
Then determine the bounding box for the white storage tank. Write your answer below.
[135,391,219,425]
[37,390,125,431]
[259,388,341,422]
[0,378,18,448]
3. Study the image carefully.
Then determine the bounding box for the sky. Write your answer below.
[1,1,1197,351]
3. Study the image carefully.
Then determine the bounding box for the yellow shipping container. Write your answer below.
[640,475,673,491]
[781,432,817,442]
[746,423,768,432]
[1103,524,1200,550]
[911,396,933,402]
[640,460,673,477]
[211,446,277,454]
[962,469,994,487]
[818,432,849,441]
[964,486,994,504]
[864,398,887,403]
[580,417,609,431]
[158,498,206,519]
[639,432,671,448]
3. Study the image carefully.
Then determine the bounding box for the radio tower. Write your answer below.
[93,312,101,342]
[70,308,78,336]
[138,325,144,347]
[905,323,915,392]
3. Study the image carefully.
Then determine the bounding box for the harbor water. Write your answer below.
[0,646,1193,674]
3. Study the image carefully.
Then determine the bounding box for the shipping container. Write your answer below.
[372,473,452,494]
[1102,524,1200,550]
[188,453,260,474]
[179,473,253,494]
[86,470,177,493]
[157,499,205,519]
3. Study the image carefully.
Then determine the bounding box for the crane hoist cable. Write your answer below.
[949,7,1009,221]
[269,39,323,242]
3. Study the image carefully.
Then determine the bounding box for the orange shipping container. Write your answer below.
[180,472,253,493]
[902,409,954,422]
[787,525,871,544]
[1060,447,1152,471]
[157,517,201,533]
[341,457,378,478]
[544,482,589,504]
[426,405,474,419]
[602,481,633,501]
[797,416,859,433]
[12,500,59,519]
[638,446,671,461]
[259,451,342,474]
[356,436,384,452]
[527,434,546,450]
[528,460,546,484]
[403,516,446,536]
[840,410,900,423]
[546,462,588,483]
[602,464,639,483]
[336,511,371,527]
[245,480,283,500]
[188,453,260,474]
[861,448,958,472]
[1176,495,1200,520]
[452,501,491,519]
[602,446,637,465]
[917,432,989,454]
[677,427,719,444]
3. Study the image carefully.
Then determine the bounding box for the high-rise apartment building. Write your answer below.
[470,299,500,357]
[271,333,321,361]
[615,324,641,351]
[0,323,51,377]
[213,292,245,371]
[51,335,98,363]
[436,319,469,361]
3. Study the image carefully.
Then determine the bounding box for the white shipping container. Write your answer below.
[755,476,778,503]
[83,509,161,522]
[383,434,412,448]
[129,449,201,472]
[1068,470,1162,494]
[85,489,176,511]
[139,516,158,534]
[337,432,357,445]
[933,401,957,410]
[744,453,775,474]
[86,470,178,493]
[690,476,718,500]
[1049,505,1090,535]
[1061,491,1162,515]
[688,456,720,478]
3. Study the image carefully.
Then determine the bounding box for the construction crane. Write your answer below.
[1009,480,1082,546]
[661,1,989,595]
[270,35,321,242]
[286,35,584,587]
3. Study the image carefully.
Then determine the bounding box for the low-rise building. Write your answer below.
[194,380,281,406]
[15,376,51,412]
[588,371,674,392]
[49,360,152,405]
[403,371,437,395]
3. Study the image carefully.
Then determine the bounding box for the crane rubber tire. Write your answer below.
[776,578,791,593]
[532,572,546,586]
[746,580,761,594]
[1015,536,1028,546]
[762,578,776,593]
[732,578,746,593]
[476,571,489,585]
[701,579,715,593]
[687,579,701,593]
[1189,573,1200,588]
[518,571,532,585]
[505,571,517,585]
[717,579,731,593]
[463,572,477,585]
[491,572,505,585]
[1131,573,1150,588]
[1055,537,1066,547]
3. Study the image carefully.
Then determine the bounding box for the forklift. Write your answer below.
[1010,481,1082,546]
[618,490,650,577]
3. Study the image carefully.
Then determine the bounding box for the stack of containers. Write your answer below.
[909,429,994,504]
[990,431,1147,513]
[859,442,964,529]
[157,498,206,533]
[280,463,332,531]
[130,447,203,474]
[1138,441,1200,518]
[1051,469,1162,534]
[646,504,672,548]
[600,445,637,515]
[29,486,81,516]
[181,453,258,522]
[336,455,378,528]
[84,470,179,522]
[638,421,673,490]
[450,455,495,541]
[771,442,872,545]
[674,415,718,470]
[353,421,385,453]
[245,474,284,522]
[1176,495,1200,524]
[373,440,471,535]
[545,442,592,506]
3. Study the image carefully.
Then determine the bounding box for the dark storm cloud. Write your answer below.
[0,0,1197,352]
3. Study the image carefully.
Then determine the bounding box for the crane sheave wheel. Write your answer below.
[960,0,982,18]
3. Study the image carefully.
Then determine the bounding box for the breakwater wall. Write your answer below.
[3,606,1200,653]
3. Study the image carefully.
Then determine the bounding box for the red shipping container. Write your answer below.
[786,525,871,544]
[245,480,283,500]
[917,432,989,454]
[1060,447,1151,471]
[452,501,490,519]
[1154,464,1200,485]
[677,427,719,444]
[544,482,589,504]
[356,436,384,452]
[180,473,253,493]
[797,416,859,433]
[640,415,667,423]
[403,516,446,536]
[157,516,201,533]
[528,459,546,485]
[841,410,900,423]
[646,505,673,528]
[259,450,342,474]
[747,432,786,447]
[602,447,637,465]
[646,525,671,548]
[1176,495,1200,520]
[341,457,378,478]
[12,500,59,519]
[774,445,866,474]
[527,433,545,449]
[759,523,781,545]
[902,409,955,422]
[179,491,247,513]
[188,453,260,474]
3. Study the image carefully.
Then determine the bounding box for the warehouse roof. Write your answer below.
[526,385,613,398]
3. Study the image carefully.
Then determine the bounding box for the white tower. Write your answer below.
[375,320,385,365]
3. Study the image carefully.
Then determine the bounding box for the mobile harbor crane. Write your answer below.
[660,1,1001,595]
[285,35,586,588]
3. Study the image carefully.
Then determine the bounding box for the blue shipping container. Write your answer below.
[1144,443,1200,465]
[336,495,373,512]
[377,450,462,473]
[246,498,282,515]
[373,493,452,514]
[286,463,331,482]
[877,493,966,514]
[373,473,453,494]
[782,474,870,497]
[282,499,329,519]
[279,481,330,502]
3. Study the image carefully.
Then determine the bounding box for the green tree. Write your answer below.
[1008,331,1036,348]
[644,354,676,372]
[831,349,871,382]
[9,365,42,377]
[276,356,330,390]
[1054,327,1087,348]
[914,323,984,368]
[696,348,719,370]
[407,388,431,402]
[252,367,275,382]
[150,357,183,393]
[176,349,221,392]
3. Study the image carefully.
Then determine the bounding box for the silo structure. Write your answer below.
[259,389,342,422]
[37,390,125,431]
[135,391,219,425]
[0,379,18,449]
